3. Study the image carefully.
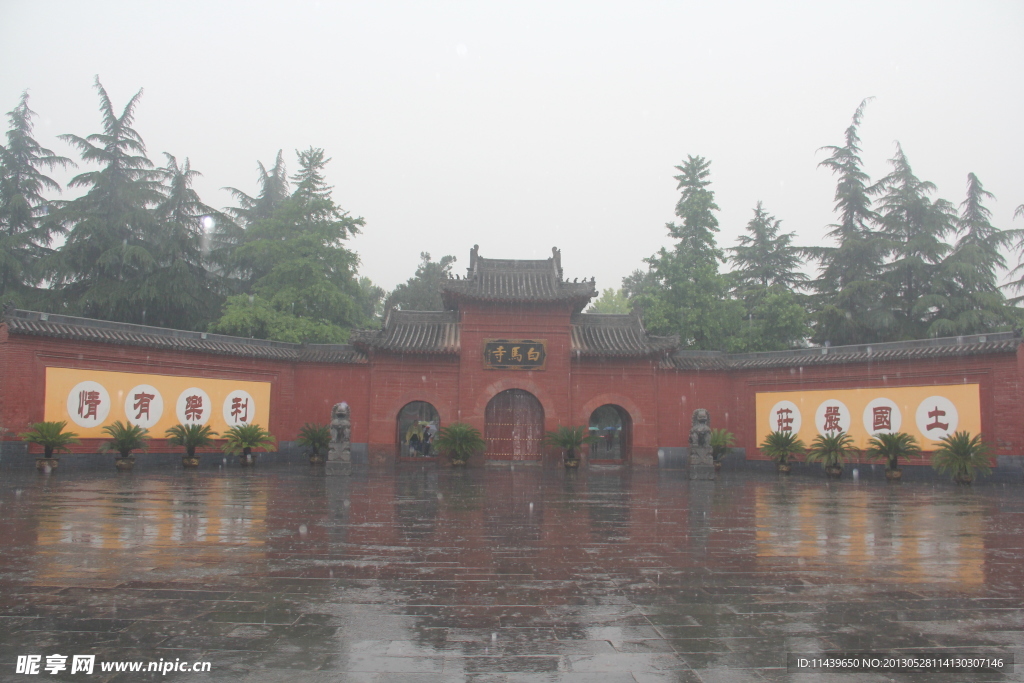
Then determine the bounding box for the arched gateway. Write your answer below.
[589,404,632,460]
[485,389,544,460]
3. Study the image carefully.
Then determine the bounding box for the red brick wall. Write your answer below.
[730,352,1023,460]
[3,323,1021,463]
[0,330,370,452]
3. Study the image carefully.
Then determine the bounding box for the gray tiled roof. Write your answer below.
[3,309,367,363]
[350,310,460,354]
[571,313,679,357]
[660,332,1020,370]
[441,245,597,308]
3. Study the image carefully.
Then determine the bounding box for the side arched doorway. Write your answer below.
[484,389,544,460]
[588,404,632,460]
[397,401,440,457]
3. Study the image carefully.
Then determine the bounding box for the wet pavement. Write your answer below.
[1,465,1023,682]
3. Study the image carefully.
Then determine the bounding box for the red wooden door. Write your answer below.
[485,389,544,460]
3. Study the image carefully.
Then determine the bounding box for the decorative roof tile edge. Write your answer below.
[662,331,1021,370]
[2,309,367,364]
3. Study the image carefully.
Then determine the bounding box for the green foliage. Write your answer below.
[543,425,600,461]
[728,287,811,352]
[709,428,735,462]
[759,431,806,465]
[211,147,370,341]
[209,294,350,343]
[927,174,1021,335]
[806,431,857,470]
[931,431,992,483]
[811,99,891,345]
[865,431,920,471]
[19,420,80,458]
[297,423,330,457]
[870,144,956,340]
[642,156,744,349]
[385,252,456,312]
[433,423,486,463]
[221,423,275,455]
[164,423,218,457]
[49,78,167,323]
[586,288,630,314]
[0,92,72,307]
[100,420,149,458]
[730,202,808,293]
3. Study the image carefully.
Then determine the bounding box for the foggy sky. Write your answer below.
[2,1,1022,294]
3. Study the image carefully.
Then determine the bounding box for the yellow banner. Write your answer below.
[44,367,271,439]
[755,384,980,449]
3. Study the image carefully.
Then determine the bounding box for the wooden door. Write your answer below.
[485,389,544,460]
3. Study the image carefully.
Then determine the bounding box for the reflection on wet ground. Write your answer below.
[1,466,1022,682]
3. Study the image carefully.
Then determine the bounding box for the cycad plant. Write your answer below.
[865,431,920,478]
[100,420,149,469]
[433,423,486,466]
[19,421,80,460]
[222,423,275,466]
[806,431,857,477]
[931,431,992,484]
[759,430,806,473]
[165,423,218,467]
[298,423,331,464]
[710,428,735,465]
[543,426,600,466]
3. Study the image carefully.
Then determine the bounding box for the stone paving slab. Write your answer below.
[1,467,1023,682]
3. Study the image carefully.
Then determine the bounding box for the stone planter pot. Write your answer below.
[776,462,791,474]
[885,469,902,481]
[115,457,135,472]
[954,473,973,485]
[239,451,255,467]
[309,454,325,465]
[36,457,59,472]
[825,466,843,478]
[182,456,200,469]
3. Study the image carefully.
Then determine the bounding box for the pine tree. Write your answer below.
[928,174,1020,335]
[210,150,291,279]
[1007,203,1024,302]
[643,156,742,349]
[0,92,72,306]
[811,98,891,345]
[727,202,811,351]
[50,78,165,322]
[209,147,369,342]
[131,154,222,329]
[729,201,807,293]
[385,252,456,311]
[870,143,956,339]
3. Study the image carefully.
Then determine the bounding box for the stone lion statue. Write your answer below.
[329,402,351,460]
[689,408,712,447]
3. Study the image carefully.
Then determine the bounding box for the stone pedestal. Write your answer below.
[688,445,715,480]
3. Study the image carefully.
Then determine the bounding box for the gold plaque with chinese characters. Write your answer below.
[483,339,546,370]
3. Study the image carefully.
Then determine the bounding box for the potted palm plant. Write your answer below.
[865,431,920,480]
[759,430,806,474]
[433,422,486,467]
[931,431,992,485]
[807,431,857,478]
[19,421,80,472]
[710,428,735,471]
[298,423,331,464]
[543,426,599,469]
[165,423,218,468]
[222,423,275,466]
[100,420,150,471]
